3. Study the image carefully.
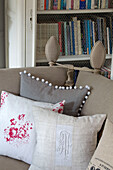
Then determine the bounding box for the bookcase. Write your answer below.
[34,1,113,75]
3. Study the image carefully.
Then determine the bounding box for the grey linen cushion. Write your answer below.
[20,72,90,116]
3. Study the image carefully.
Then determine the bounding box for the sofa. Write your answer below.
[0,66,113,170]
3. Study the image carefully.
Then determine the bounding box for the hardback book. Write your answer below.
[63,0,66,9]
[91,0,95,9]
[69,21,73,55]
[67,22,71,55]
[66,0,71,9]
[61,22,65,55]
[87,20,91,54]
[88,0,91,8]
[84,20,89,54]
[73,17,78,55]
[40,0,44,10]
[58,22,62,55]
[44,0,46,10]
[71,0,74,9]
[46,0,49,9]
[53,0,58,9]
[48,0,53,9]
[61,0,64,9]
[37,0,40,10]
[71,21,75,55]
[77,20,82,55]
[80,0,86,9]
[64,22,68,56]
[58,0,61,9]
[94,0,98,8]
[107,27,110,54]
[108,0,113,8]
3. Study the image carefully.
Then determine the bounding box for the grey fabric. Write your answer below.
[20,73,89,116]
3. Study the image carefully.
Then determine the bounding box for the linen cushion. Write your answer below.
[29,106,106,170]
[0,91,65,164]
[20,72,90,116]
[87,118,113,170]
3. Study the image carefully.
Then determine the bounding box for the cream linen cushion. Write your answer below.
[87,118,113,170]
[29,106,106,170]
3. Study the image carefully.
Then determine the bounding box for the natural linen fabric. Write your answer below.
[87,118,113,170]
[29,106,106,170]
[0,91,65,164]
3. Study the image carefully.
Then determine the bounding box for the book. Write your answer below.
[84,20,89,54]
[77,20,82,55]
[67,23,71,55]
[91,0,95,9]
[87,20,91,54]
[69,21,73,55]
[44,0,46,10]
[71,0,74,9]
[58,22,62,55]
[61,0,64,9]
[58,0,61,9]
[108,0,113,8]
[63,0,66,9]
[61,22,65,55]
[64,22,68,56]
[71,21,75,55]
[53,0,58,9]
[80,0,86,9]
[107,27,110,54]
[73,17,78,55]
[46,0,49,9]
[88,0,91,8]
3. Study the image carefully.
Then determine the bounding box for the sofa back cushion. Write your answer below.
[76,71,113,122]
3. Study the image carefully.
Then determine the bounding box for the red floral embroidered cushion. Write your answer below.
[0,91,65,164]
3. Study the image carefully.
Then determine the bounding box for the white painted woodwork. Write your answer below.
[5,0,25,68]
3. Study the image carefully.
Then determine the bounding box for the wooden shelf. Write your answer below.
[37,9,113,15]
[36,54,112,63]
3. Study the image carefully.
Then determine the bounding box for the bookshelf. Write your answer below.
[31,0,113,78]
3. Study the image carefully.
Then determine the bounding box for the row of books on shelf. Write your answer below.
[36,16,113,57]
[101,66,111,79]
[38,0,113,10]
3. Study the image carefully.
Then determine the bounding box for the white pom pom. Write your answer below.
[79,108,82,111]
[49,83,52,87]
[66,87,69,90]
[41,79,45,83]
[79,86,83,89]
[59,86,62,89]
[61,86,65,90]
[24,70,27,74]
[70,86,72,90]
[55,85,58,89]
[80,104,83,108]
[74,86,77,89]
[85,85,90,90]
[85,96,88,99]
[32,76,35,79]
[82,100,85,104]
[45,81,48,84]
[87,91,91,95]
[19,72,22,75]
[28,73,31,77]
[36,77,39,81]
[77,113,81,116]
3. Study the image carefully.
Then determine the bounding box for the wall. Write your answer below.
[0,0,5,68]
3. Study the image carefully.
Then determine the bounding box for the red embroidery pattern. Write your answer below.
[52,100,65,114]
[4,114,33,145]
[0,91,9,108]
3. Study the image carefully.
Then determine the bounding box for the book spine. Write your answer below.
[105,0,108,8]
[107,27,110,54]
[73,17,78,55]
[61,0,64,9]
[58,0,61,9]
[76,0,80,9]
[91,0,95,8]
[64,22,68,56]
[53,0,58,9]
[69,21,73,55]
[80,0,86,9]
[108,0,113,8]
[87,20,91,54]
[44,0,46,10]
[71,21,75,55]
[84,20,89,54]
[88,0,91,8]
[58,22,62,55]
[109,27,112,54]
[61,22,65,55]
[77,20,82,55]
[71,0,74,9]
[63,0,66,9]
[67,23,71,55]
[46,0,49,9]
[94,0,98,8]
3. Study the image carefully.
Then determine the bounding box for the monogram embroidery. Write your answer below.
[55,125,73,166]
